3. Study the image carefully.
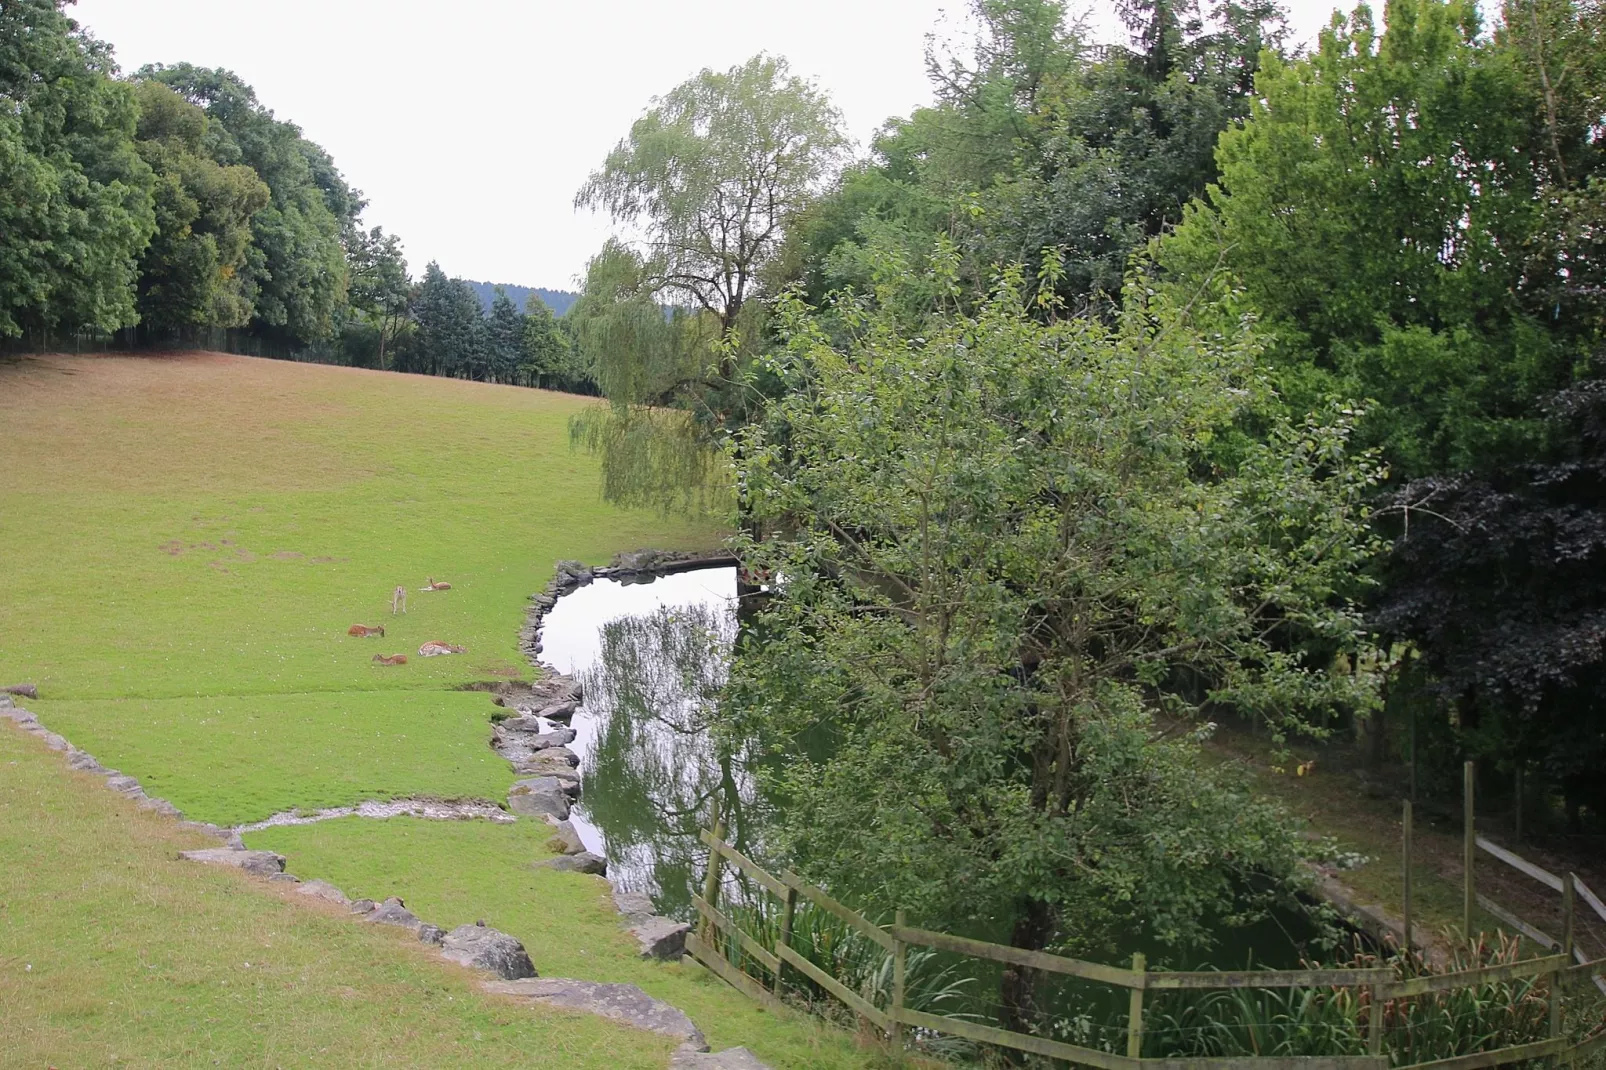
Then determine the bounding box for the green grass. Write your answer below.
[0,352,883,1067]
[0,725,682,1069]
[247,817,882,1069]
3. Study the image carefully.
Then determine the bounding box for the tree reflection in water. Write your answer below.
[577,598,753,918]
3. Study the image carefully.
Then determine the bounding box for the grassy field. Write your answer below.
[0,352,880,1068]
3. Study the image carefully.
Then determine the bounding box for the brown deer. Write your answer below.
[421,577,452,591]
[417,641,466,657]
[372,653,408,666]
[348,624,386,638]
[391,585,407,615]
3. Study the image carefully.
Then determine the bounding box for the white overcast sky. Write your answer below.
[74,0,1351,290]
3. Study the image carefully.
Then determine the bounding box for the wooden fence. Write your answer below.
[689,813,1606,1069]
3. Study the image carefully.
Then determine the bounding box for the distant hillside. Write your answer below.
[464,281,578,316]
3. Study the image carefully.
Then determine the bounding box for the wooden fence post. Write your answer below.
[1403,799,1414,958]
[1464,760,1476,938]
[1127,953,1146,1060]
[1514,766,1525,844]
[891,908,907,1050]
[1369,981,1385,1056]
[773,883,797,996]
[1552,872,1576,1052]
[700,796,725,948]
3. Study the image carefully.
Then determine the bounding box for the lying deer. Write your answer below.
[421,577,452,591]
[391,585,407,614]
[348,624,386,638]
[373,653,408,666]
[418,641,466,657]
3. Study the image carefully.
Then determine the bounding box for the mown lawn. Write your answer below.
[0,352,880,1068]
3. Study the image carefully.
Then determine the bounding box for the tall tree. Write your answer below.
[0,0,155,339]
[130,80,269,332]
[411,262,482,378]
[724,258,1384,1024]
[345,225,410,369]
[577,54,848,358]
[139,63,355,345]
[483,287,525,383]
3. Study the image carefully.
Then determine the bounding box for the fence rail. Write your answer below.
[689,810,1606,1069]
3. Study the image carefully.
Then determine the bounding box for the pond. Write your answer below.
[535,565,748,919]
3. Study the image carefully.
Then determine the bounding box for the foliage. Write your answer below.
[130,80,269,331]
[577,53,847,342]
[346,225,410,368]
[1376,379,1606,826]
[721,255,1387,1028]
[1156,0,1604,478]
[521,293,592,392]
[483,287,526,382]
[140,62,356,344]
[409,261,485,377]
[0,0,156,338]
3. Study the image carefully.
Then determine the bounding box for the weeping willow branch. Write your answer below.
[569,403,733,516]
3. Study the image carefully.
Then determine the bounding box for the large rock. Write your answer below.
[179,848,286,876]
[366,896,422,931]
[613,889,656,919]
[512,758,581,785]
[481,978,705,1049]
[296,879,349,906]
[535,851,606,876]
[545,819,585,855]
[0,683,38,700]
[531,746,579,767]
[670,1047,771,1069]
[630,916,691,961]
[508,777,570,820]
[441,923,537,980]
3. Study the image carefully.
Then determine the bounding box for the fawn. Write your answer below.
[372,653,408,666]
[422,577,452,591]
[391,585,407,614]
[417,640,466,656]
[348,624,385,638]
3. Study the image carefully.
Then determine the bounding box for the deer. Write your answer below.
[421,577,452,591]
[348,624,386,638]
[372,653,408,666]
[417,641,466,657]
[391,585,407,615]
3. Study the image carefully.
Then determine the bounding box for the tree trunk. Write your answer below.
[999,896,1056,1047]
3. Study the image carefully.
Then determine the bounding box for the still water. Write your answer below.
[535,566,746,918]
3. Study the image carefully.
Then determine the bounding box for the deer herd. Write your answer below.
[347,577,463,665]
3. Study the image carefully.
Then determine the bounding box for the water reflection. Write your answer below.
[536,567,750,916]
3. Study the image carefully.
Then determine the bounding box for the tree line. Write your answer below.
[0,0,596,391]
[562,0,1606,1012]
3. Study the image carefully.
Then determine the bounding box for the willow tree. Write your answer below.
[571,54,848,511]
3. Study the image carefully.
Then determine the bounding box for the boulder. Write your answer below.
[296,879,349,906]
[545,819,585,856]
[670,1047,771,1069]
[630,916,691,961]
[418,923,446,946]
[535,851,606,876]
[1,684,38,700]
[481,978,705,1050]
[534,700,578,722]
[612,890,656,919]
[441,923,537,980]
[267,872,301,884]
[349,898,377,916]
[526,728,577,750]
[507,778,570,820]
[511,759,581,785]
[531,746,579,767]
[366,896,422,931]
[179,848,286,877]
[66,750,105,773]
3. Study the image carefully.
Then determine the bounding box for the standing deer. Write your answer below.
[392,585,407,614]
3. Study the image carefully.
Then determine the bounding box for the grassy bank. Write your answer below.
[0,352,877,1067]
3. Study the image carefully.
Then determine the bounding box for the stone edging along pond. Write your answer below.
[0,549,771,1070]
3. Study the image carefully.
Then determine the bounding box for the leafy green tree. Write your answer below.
[1157,0,1596,478]
[722,256,1385,1023]
[0,0,155,339]
[521,294,589,391]
[345,225,410,369]
[130,80,269,331]
[139,63,355,345]
[571,55,848,511]
[483,287,525,383]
